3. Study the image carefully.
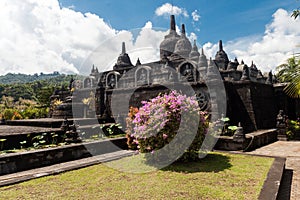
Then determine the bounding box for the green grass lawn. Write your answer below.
[0,152,273,200]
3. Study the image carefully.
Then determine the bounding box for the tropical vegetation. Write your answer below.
[0,72,78,120]
[276,56,300,98]
[275,7,300,98]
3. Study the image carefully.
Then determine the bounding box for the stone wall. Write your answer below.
[0,138,127,175]
[225,81,277,133]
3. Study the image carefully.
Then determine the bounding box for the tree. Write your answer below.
[276,6,300,98]
[292,9,300,19]
[276,57,300,82]
[276,56,300,98]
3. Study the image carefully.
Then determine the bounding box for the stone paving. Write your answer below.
[246,141,300,200]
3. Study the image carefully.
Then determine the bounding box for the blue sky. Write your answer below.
[0,0,299,75]
[59,0,297,43]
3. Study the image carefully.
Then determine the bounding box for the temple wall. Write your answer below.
[225,81,277,133]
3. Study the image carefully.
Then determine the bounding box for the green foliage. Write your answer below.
[276,56,300,98]
[31,133,47,148]
[286,120,300,140]
[0,72,61,84]
[21,107,49,119]
[101,123,123,136]
[0,101,49,120]
[219,116,238,136]
[292,9,300,19]
[0,73,82,106]
[0,73,82,119]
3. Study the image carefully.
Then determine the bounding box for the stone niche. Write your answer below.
[225,81,277,133]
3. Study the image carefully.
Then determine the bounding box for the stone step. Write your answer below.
[5,118,114,128]
[278,135,288,141]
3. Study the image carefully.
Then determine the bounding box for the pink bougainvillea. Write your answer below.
[127,90,209,162]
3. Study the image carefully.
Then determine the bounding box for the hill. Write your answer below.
[0,73,85,106]
[0,71,61,84]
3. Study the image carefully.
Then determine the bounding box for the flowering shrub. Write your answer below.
[127,90,209,163]
[126,107,139,149]
[286,119,300,140]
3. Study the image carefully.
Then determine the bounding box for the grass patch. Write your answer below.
[0,152,273,200]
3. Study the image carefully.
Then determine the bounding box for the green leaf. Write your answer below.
[0,139,7,142]
[221,117,230,122]
[228,126,238,131]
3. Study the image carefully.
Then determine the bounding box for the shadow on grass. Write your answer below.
[161,153,232,173]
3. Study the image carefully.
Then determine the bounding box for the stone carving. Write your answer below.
[135,67,151,86]
[276,110,286,127]
[179,63,195,82]
[107,75,116,88]
[138,69,147,82]
[196,91,209,110]
[60,117,82,143]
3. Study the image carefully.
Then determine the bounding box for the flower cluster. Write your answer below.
[126,90,209,162]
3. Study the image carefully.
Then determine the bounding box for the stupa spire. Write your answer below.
[122,42,126,54]
[219,40,223,51]
[170,15,176,32]
[181,24,186,36]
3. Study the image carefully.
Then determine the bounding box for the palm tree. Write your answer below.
[276,6,300,97]
[276,56,300,98]
[292,9,300,19]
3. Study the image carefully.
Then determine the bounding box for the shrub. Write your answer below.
[286,119,300,140]
[127,90,209,163]
[2,108,22,120]
[21,107,49,119]
[126,107,139,149]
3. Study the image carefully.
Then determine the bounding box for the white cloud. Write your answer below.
[203,42,218,59]
[0,0,170,75]
[188,32,197,43]
[155,3,188,18]
[224,9,300,72]
[192,10,200,22]
[0,0,120,75]
[2,1,297,77]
